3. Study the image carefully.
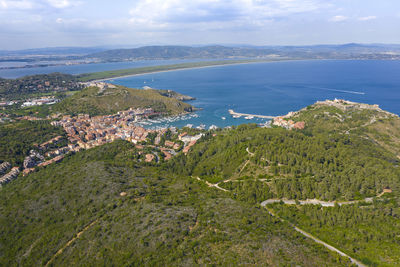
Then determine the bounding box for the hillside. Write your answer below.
[0,120,66,166]
[0,141,347,266]
[86,45,277,61]
[85,44,400,62]
[52,85,194,116]
[1,100,400,265]
[0,73,82,100]
[171,100,400,265]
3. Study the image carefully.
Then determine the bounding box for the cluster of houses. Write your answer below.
[49,108,203,163]
[1,106,208,184]
[0,100,17,107]
[0,162,11,174]
[1,97,60,108]
[52,108,160,150]
[273,116,305,130]
[22,137,70,176]
[0,162,20,186]
[0,112,12,123]
[179,132,204,154]
[0,167,20,185]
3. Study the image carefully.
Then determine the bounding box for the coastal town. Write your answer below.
[1,98,311,186]
[0,106,205,186]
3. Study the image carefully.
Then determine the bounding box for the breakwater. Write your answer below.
[228,109,276,119]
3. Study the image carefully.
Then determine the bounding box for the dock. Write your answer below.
[228,109,276,119]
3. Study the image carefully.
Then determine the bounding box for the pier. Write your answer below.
[228,109,276,119]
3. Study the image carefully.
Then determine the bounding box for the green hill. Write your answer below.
[1,100,400,265]
[0,73,81,100]
[0,141,347,266]
[51,85,194,116]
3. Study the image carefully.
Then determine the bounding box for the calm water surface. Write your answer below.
[110,60,400,129]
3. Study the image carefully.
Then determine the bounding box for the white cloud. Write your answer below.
[0,0,33,9]
[128,0,327,29]
[330,15,347,22]
[46,0,79,8]
[358,16,377,21]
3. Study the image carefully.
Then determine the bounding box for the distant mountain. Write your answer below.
[1,43,400,64]
[86,45,279,61]
[86,44,400,61]
[0,47,108,57]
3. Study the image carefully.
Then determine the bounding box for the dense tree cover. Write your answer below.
[52,86,194,116]
[0,141,348,266]
[0,73,82,100]
[221,180,274,204]
[173,124,399,201]
[271,199,400,266]
[295,104,400,158]
[2,101,400,266]
[0,120,66,166]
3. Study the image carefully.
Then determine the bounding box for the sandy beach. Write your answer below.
[92,58,299,82]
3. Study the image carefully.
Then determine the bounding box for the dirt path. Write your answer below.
[263,207,366,267]
[238,160,250,175]
[195,175,367,266]
[195,176,229,192]
[246,147,255,156]
[45,220,98,266]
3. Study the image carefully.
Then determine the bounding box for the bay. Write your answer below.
[110,60,400,129]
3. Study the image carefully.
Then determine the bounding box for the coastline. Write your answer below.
[89,58,302,82]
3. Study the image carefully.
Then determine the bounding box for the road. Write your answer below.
[263,206,366,267]
[261,197,373,207]
[194,175,368,266]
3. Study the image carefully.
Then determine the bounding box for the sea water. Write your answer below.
[110,60,400,129]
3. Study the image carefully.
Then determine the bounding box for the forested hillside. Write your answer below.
[53,85,194,116]
[0,73,81,100]
[0,120,66,166]
[0,141,347,266]
[1,100,400,266]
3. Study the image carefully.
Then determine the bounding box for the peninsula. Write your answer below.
[76,59,288,82]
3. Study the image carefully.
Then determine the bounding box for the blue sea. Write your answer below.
[109,60,400,129]
[3,59,399,129]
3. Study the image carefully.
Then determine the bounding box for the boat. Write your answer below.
[245,116,254,120]
[233,115,240,119]
[221,116,226,120]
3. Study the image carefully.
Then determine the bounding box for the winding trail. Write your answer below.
[246,147,255,157]
[195,176,229,192]
[193,175,368,266]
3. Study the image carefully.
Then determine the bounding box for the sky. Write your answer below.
[0,0,400,50]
